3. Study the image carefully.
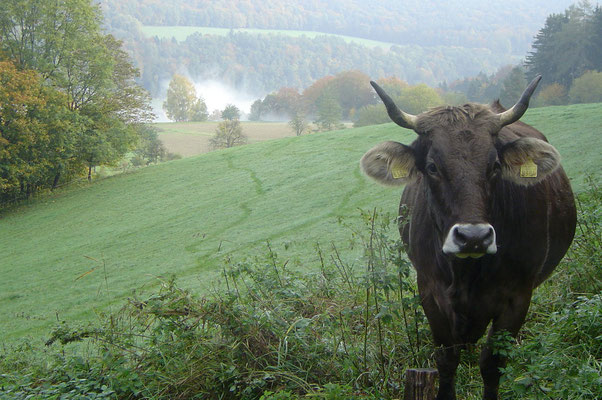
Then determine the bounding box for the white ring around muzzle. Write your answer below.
[442,223,498,256]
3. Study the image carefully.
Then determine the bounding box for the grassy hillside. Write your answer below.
[1,103,600,342]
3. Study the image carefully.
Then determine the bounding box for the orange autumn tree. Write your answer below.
[0,60,79,202]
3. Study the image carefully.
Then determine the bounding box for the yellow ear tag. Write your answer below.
[520,159,538,178]
[391,162,409,179]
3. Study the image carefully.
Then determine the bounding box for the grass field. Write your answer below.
[156,121,295,157]
[1,103,600,342]
[140,25,396,49]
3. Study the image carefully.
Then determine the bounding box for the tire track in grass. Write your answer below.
[268,165,367,238]
[188,142,365,271]
[211,164,368,257]
[186,153,265,259]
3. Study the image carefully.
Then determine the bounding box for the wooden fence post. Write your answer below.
[403,368,438,400]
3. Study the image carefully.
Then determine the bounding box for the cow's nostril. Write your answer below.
[453,227,467,245]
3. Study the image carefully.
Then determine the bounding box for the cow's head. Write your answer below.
[361,76,561,258]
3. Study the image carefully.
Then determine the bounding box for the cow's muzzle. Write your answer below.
[442,223,497,258]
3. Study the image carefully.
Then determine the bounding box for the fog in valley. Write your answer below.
[99,0,581,121]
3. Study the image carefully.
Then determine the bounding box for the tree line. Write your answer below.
[0,0,154,205]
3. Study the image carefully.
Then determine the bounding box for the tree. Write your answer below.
[328,71,374,118]
[273,87,303,117]
[301,71,374,119]
[208,109,222,121]
[314,91,343,131]
[133,125,166,165]
[525,13,569,86]
[375,77,408,98]
[221,104,241,121]
[525,3,600,88]
[302,75,336,115]
[289,112,309,136]
[498,67,528,108]
[569,70,602,104]
[248,99,264,121]
[189,97,209,122]
[0,60,79,201]
[397,84,443,114]
[209,120,247,149]
[0,0,104,81]
[353,104,389,127]
[162,74,198,122]
[587,6,602,71]
[0,0,153,189]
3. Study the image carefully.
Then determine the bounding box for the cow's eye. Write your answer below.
[426,162,439,176]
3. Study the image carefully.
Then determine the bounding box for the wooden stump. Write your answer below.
[403,368,438,400]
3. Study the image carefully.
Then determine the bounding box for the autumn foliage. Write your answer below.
[0,61,78,200]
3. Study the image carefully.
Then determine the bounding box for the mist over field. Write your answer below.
[152,79,257,122]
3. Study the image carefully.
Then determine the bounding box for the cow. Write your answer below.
[360,76,576,400]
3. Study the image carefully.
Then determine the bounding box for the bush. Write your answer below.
[210,119,248,149]
[569,71,602,104]
[534,83,568,106]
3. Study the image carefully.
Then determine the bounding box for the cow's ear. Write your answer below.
[360,141,416,186]
[499,137,561,185]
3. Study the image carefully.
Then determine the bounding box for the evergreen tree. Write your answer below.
[525,13,569,85]
[586,6,602,71]
[499,67,528,108]
[526,3,600,88]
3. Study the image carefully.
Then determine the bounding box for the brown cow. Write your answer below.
[360,76,576,400]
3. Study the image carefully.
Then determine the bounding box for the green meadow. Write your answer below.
[1,103,600,342]
[140,25,396,49]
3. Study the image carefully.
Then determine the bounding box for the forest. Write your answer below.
[99,0,573,54]
[114,27,517,97]
[97,0,577,98]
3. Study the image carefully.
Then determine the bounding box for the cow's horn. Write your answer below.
[370,81,418,130]
[498,75,542,127]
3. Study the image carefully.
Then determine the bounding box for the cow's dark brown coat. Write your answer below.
[360,79,576,400]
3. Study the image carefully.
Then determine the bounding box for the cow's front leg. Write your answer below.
[480,291,532,400]
[435,344,461,400]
